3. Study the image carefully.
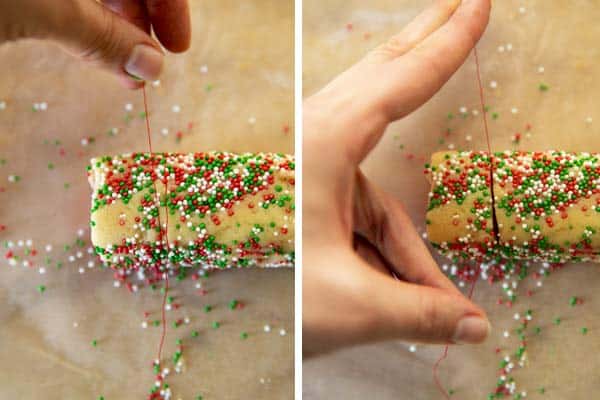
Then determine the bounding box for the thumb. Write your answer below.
[366,262,490,345]
[43,0,164,88]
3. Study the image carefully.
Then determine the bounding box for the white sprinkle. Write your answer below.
[114,281,121,288]
[279,329,287,336]
[504,330,510,338]
[142,321,148,329]
[78,267,85,274]
[465,135,473,141]
[459,106,468,114]
[77,228,85,237]
[490,81,498,89]
[8,175,17,183]
[152,80,161,87]
[200,65,208,74]
[26,239,32,247]
[165,304,172,311]
[73,322,79,328]
[17,240,24,247]
[506,43,513,51]
[511,107,519,114]
[537,66,545,74]
[40,102,48,111]
[81,138,89,146]
[497,45,505,53]
[472,109,479,116]
[248,116,257,125]
[264,324,271,333]
[0,101,6,110]
[172,105,181,113]
[586,116,593,124]
[447,143,455,150]
[408,345,417,353]
[519,6,526,14]
[161,128,169,136]
[125,103,133,112]
[45,244,52,252]
[39,267,46,274]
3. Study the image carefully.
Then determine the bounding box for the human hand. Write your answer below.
[0,0,191,89]
[303,0,492,356]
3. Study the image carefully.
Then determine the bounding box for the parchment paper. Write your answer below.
[304,1,600,399]
[0,1,294,399]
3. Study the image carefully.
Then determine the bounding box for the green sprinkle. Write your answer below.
[229,299,239,310]
[204,305,212,313]
[569,296,578,306]
[538,387,545,394]
[191,330,199,338]
[212,321,220,329]
[37,285,46,293]
[92,339,97,347]
[554,317,561,325]
[539,83,550,92]
[240,332,248,339]
[47,163,54,170]
[581,327,588,335]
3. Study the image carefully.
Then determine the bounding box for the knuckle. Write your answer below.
[79,8,122,66]
[415,291,445,339]
[370,35,409,61]
[410,49,445,86]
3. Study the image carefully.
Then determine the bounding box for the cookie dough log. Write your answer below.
[493,150,600,263]
[424,151,497,263]
[88,152,295,271]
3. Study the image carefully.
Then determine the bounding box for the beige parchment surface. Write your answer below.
[0,1,294,399]
[304,1,600,399]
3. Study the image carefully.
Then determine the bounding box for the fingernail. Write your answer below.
[125,44,163,82]
[453,316,490,344]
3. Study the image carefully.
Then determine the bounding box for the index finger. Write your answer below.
[147,0,191,52]
[379,0,491,121]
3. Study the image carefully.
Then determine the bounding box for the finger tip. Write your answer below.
[453,315,490,344]
[119,75,145,90]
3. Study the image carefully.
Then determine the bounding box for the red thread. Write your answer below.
[432,47,491,399]
[142,86,170,362]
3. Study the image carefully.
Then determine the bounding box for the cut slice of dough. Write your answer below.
[425,151,496,262]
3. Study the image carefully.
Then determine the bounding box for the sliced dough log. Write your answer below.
[425,150,600,263]
[88,152,295,271]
